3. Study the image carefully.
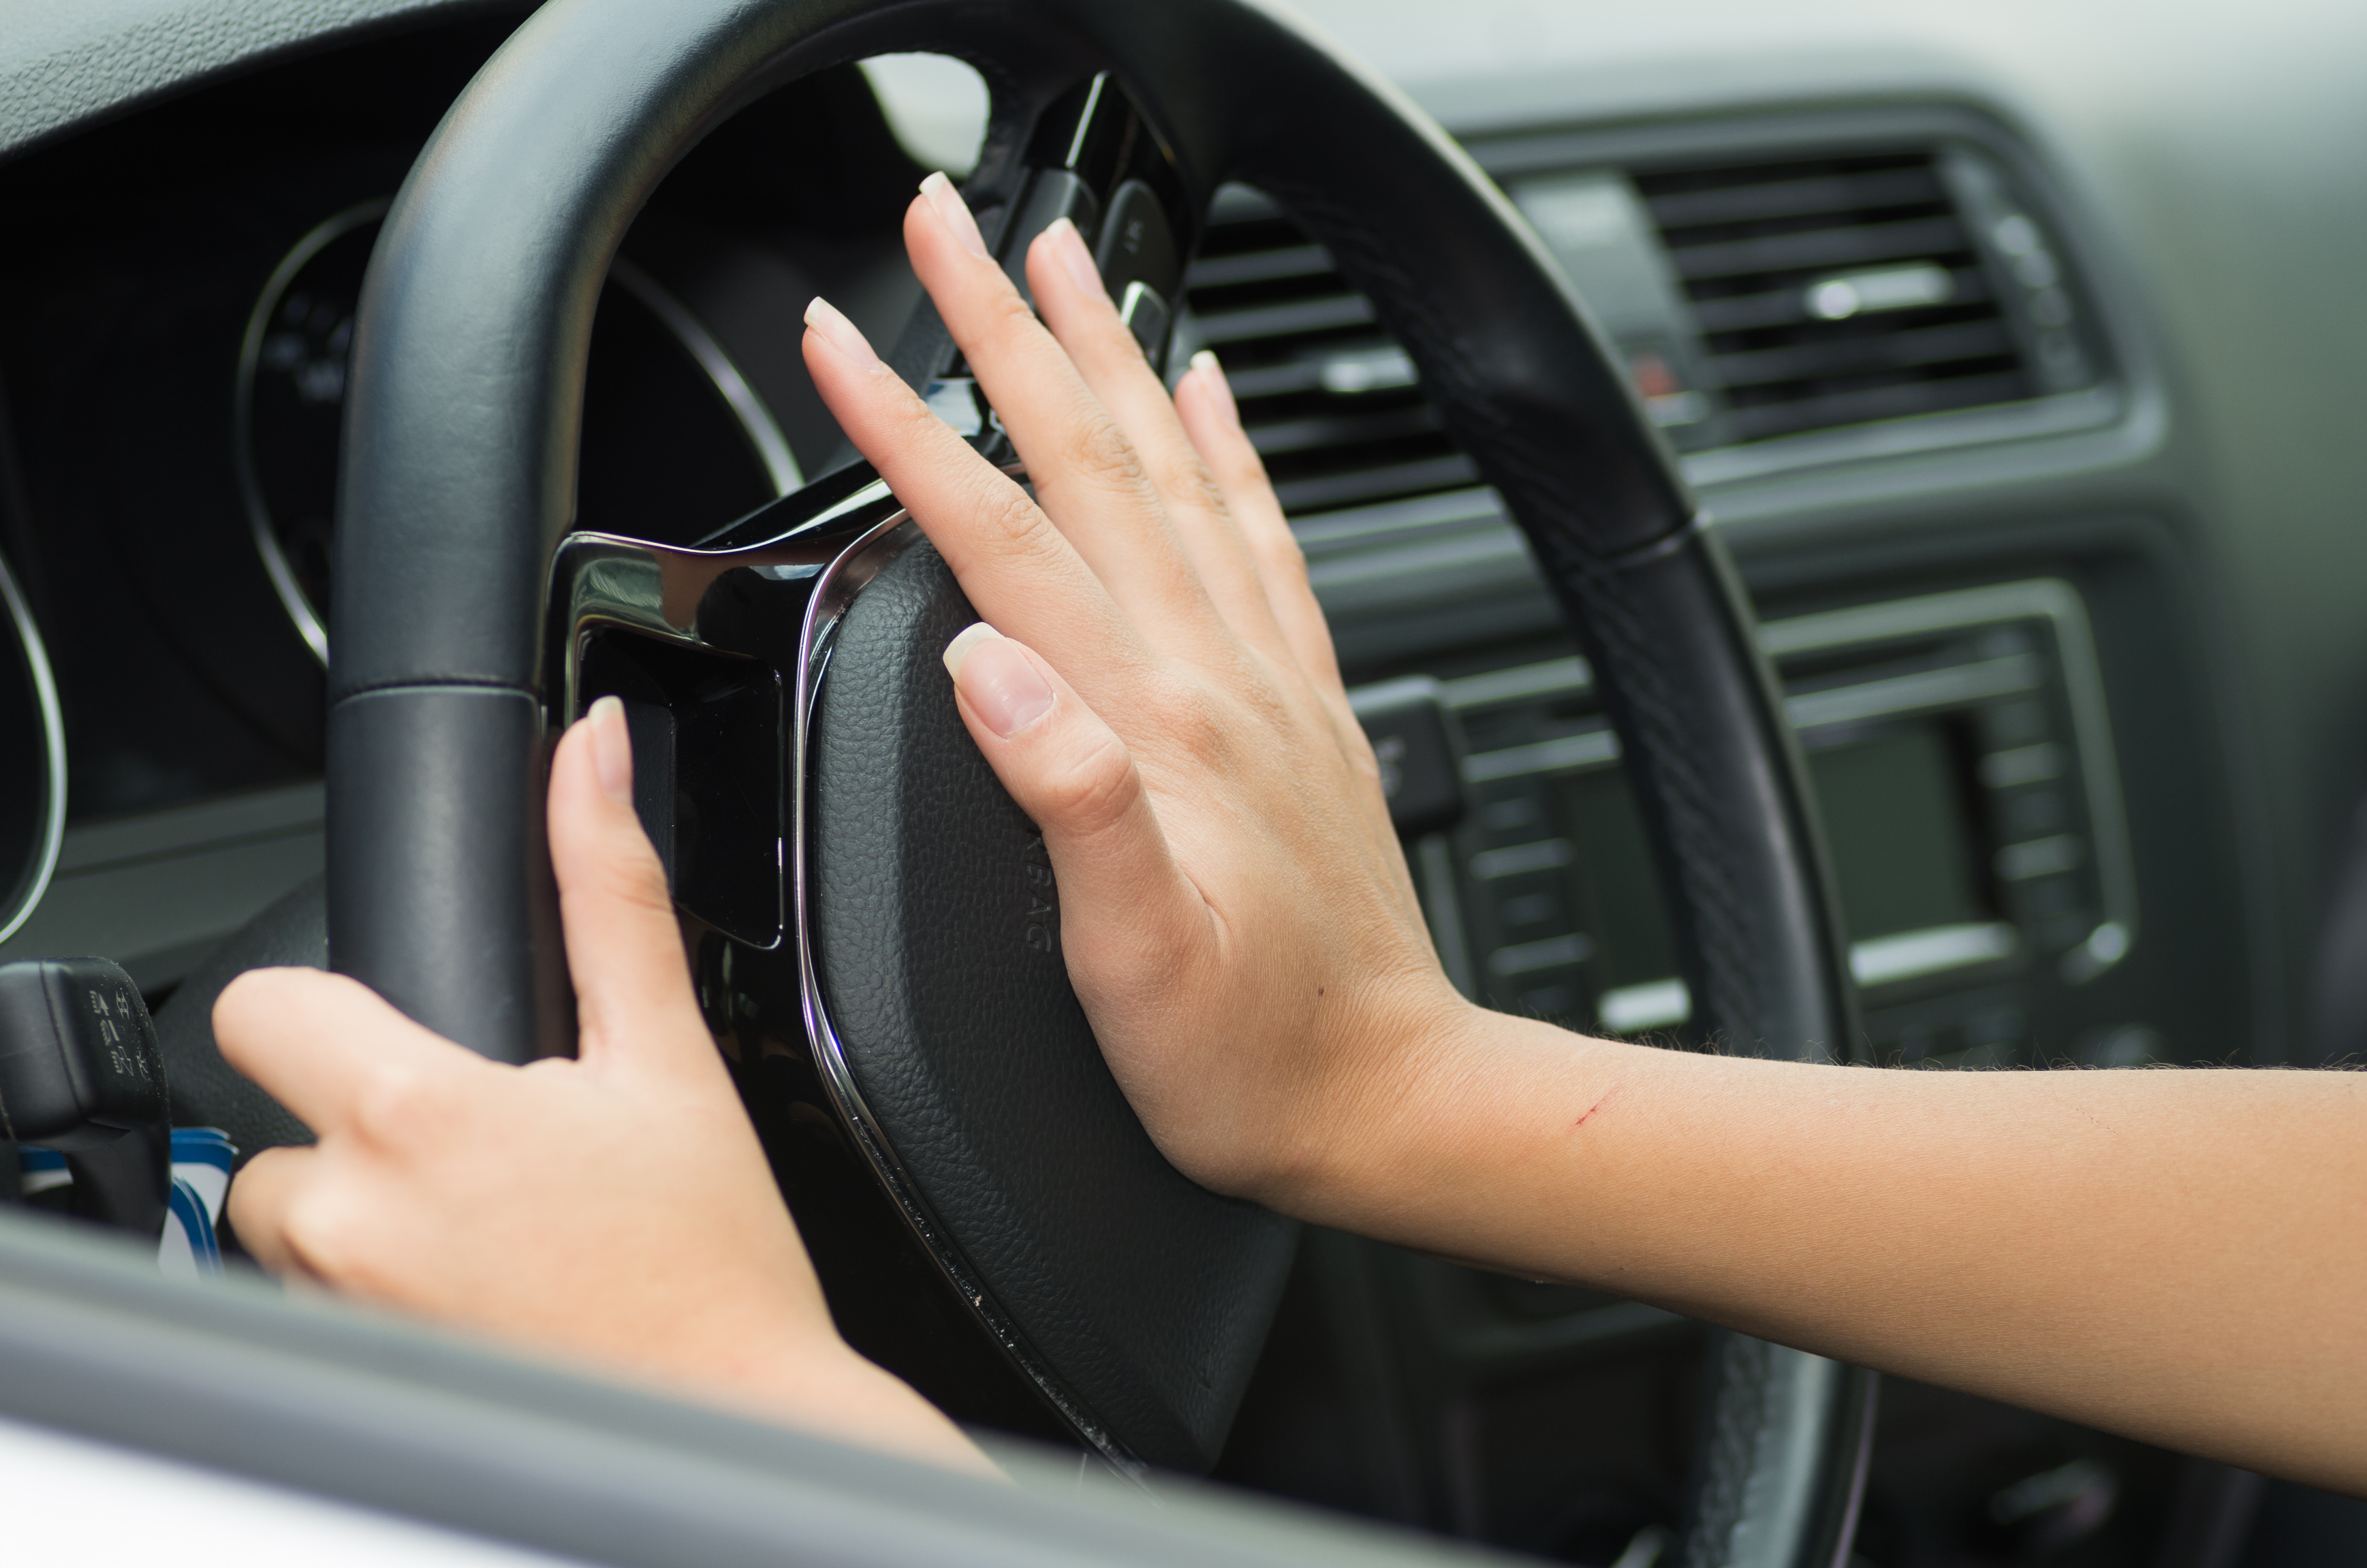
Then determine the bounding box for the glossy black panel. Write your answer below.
[579,631,783,948]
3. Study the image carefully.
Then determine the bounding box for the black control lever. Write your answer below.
[0,957,171,1240]
[883,72,1196,415]
[999,74,1191,366]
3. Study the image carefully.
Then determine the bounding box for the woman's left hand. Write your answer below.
[219,697,991,1475]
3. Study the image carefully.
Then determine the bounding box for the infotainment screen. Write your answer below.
[1808,723,1990,942]
[1550,717,1995,996]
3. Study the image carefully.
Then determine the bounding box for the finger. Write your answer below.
[1174,353,1349,704]
[939,623,1206,991]
[214,967,459,1137]
[225,1144,322,1280]
[801,294,1153,687]
[902,175,1217,640]
[1022,220,1287,663]
[546,697,712,1075]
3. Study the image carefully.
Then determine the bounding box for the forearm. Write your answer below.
[595,1301,998,1477]
[727,1345,1001,1479]
[1307,1005,2367,1494]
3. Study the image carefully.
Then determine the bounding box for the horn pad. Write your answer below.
[807,535,1297,1471]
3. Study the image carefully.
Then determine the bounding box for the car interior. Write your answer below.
[2,2,2364,1565]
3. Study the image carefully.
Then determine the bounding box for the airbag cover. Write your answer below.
[809,538,1296,1471]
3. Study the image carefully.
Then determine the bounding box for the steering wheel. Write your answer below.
[161,0,1873,1560]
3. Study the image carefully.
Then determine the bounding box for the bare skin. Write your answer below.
[223,172,2367,1495]
[220,701,989,1474]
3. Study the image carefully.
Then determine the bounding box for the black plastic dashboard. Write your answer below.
[2,1,2360,1565]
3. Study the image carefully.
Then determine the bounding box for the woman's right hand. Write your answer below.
[801,175,1476,1214]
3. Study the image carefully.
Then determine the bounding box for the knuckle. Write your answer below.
[1155,449,1231,520]
[280,1187,360,1281]
[1039,728,1144,841]
[351,1057,449,1148]
[971,479,1059,565]
[1061,414,1151,495]
[1146,678,1232,759]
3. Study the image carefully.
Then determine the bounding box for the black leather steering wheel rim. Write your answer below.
[324,0,1873,1559]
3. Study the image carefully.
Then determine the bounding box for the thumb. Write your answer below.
[548,696,706,1070]
[941,625,1205,988]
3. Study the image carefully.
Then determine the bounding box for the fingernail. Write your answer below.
[943,624,1054,738]
[804,296,879,367]
[920,171,990,260]
[942,621,1002,680]
[1045,217,1107,300]
[1192,349,1242,430]
[586,695,633,802]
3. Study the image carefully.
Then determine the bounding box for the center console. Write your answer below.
[1402,578,2133,1065]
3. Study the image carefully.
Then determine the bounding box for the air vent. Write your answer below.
[1180,187,1477,515]
[1633,151,2053,443]
[1183,145,2098,520]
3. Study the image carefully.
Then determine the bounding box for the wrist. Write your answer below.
[1262,971,1489,1225]
[730,1326,999,1476]
[1283,988,1635,1255]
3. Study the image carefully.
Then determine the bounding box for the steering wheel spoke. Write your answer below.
[546,460,905,947]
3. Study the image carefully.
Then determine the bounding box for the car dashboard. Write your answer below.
[3,3,2363,1565]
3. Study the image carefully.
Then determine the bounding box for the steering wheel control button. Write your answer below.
[0,956,172,1238]
[1097,180,1182,366]
[1001,170,1102,302]
[1117,282,1173,359]
[988,76,1192,374]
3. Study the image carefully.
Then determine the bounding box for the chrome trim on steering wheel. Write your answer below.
[543,460,1134,1470]
[785,512,1141,1475]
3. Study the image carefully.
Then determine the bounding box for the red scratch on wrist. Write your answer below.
[1574,1084,1622,1129]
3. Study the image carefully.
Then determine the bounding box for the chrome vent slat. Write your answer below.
[1219,349,1395,400]
[1642,166,1945,229]
[1185,242,1337,289]
[1270,455,1480,516]
[1689,266,1993,334]
[1709,317,2017,390]
[1723,371,2027,443]
[1249,405,1444,460]
[1193,294,1378,346]
[1666,215,1970,285]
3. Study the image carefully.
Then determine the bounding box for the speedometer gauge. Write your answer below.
[0,550,65,945]
[236,201,801,661]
